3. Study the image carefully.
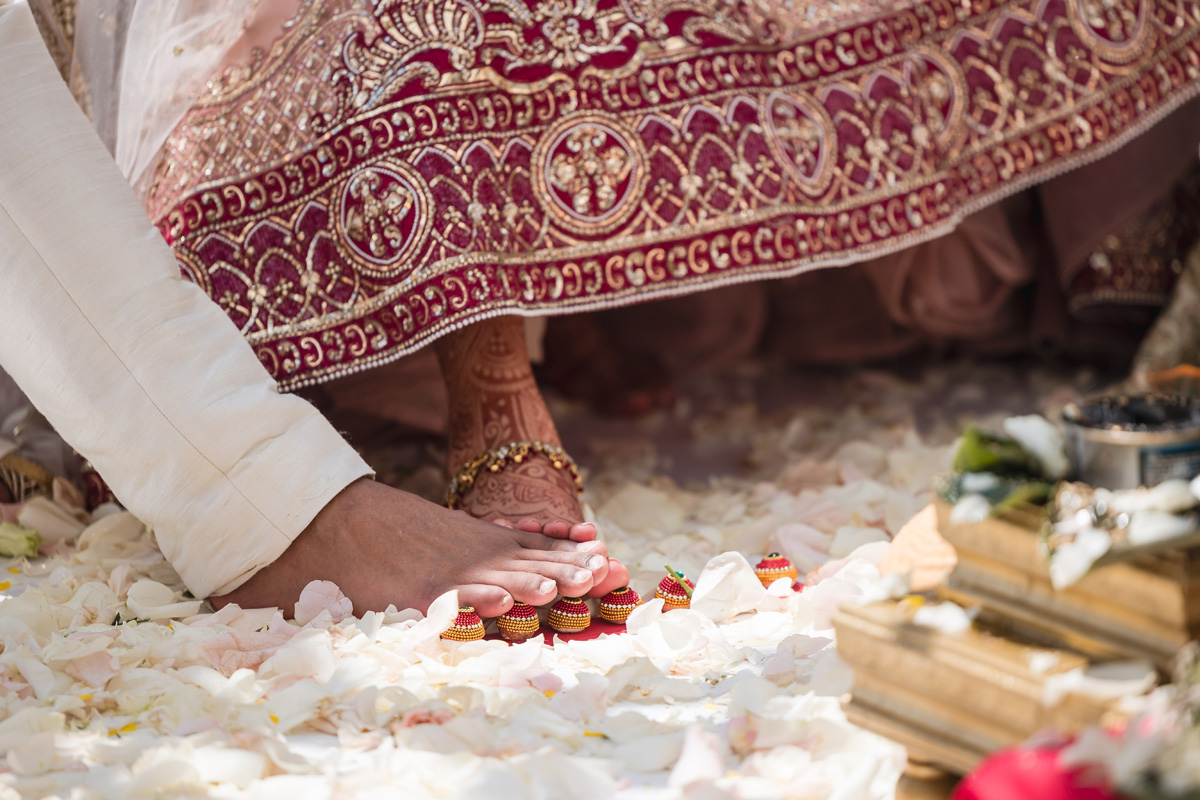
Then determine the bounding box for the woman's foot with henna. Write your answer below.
[212,479,613,618]
[435,317,628,596]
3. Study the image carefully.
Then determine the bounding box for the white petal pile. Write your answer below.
[0,363,1082,798]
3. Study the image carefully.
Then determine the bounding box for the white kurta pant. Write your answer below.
[0,1,372,598]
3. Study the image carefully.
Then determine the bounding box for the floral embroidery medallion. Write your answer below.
[532,113,648,236]
[337,164,432,271]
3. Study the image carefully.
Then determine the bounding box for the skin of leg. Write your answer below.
[434,316,629,595]
[212,479,615,618]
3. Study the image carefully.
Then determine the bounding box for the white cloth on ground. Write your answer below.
[0,0,372,598]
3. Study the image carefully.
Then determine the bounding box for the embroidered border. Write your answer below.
[148,0,1200,388]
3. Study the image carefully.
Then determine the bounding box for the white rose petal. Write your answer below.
[1049,525,1112,589]
[1003,414,1069,479]
[690,552,768,621]
[913,602,975,636]
[667,724,726,789]
[16,497,86,543]
[1110,480,1198,515]
[950,494,992,525]
[125,580,203,621]
[294,580,354,627]
[1126,510,1196,546]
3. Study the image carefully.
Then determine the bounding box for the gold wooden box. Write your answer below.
[833,600,1114,775]
[934,500,1200,667]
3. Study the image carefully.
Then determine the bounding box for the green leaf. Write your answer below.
[992,482,1056,513]
[0,522,41,558]
[953,427,1043,478]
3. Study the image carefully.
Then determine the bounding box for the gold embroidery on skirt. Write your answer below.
[145,0,1200,388]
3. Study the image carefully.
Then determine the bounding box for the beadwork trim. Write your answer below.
[444,440,584,510]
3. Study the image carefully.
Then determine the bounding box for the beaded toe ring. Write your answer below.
[444,440,584,510]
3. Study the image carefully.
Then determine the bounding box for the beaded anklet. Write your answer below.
[444,440,584,510]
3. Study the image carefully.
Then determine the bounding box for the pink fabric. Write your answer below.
[1044,100,1200,284]
[863,205,1030,344]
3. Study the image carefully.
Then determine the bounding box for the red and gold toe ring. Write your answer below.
[599,587,642,624]
[547,596,591,633]
[497,601,542,641]
[441,606,485,641]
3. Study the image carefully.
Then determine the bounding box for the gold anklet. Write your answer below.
[444,440,584,510]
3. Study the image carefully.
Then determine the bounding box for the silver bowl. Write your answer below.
[1062,395,1200,490]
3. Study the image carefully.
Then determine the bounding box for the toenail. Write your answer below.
[586,556,606,571]
[538,579,555,595]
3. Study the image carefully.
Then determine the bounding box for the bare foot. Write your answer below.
[212,479,614,618]
[435,317,629,595]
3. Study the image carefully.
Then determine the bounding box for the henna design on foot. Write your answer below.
[436,317,583,524]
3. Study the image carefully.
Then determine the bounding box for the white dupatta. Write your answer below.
[28,0,257,191]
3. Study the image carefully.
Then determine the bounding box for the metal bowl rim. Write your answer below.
[1062,421,1200,446]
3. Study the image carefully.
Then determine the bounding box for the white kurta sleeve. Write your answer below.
[0,1,373,599]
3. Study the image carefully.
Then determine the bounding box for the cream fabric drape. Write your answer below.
[0,0,372,598]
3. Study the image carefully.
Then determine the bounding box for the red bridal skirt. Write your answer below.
[146,0,1200,390]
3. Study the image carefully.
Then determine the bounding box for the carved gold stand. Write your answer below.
[833,499,1199,796]
[935,500,1200,668]
[835,600,1113,774]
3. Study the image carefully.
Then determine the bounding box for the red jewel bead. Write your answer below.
[598,587,642,624]
[441,606,485,642]
[496,601,541,641]
[547,596,591,633]
[755,552,799,588]
[655,573,693,610]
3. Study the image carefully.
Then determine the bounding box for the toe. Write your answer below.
[517,547,608,575]
[457,585,514,618]
[541,519,572,538]
[586,558,630,598]
[541,538,607,556]
[514,529,605,555]
[567,522,598,542]
[479,572,559,606]
[515,518,543,533]
[516,557,600,596]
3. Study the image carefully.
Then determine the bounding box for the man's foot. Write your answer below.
[434,316,628,595]
[213,479,614,618]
